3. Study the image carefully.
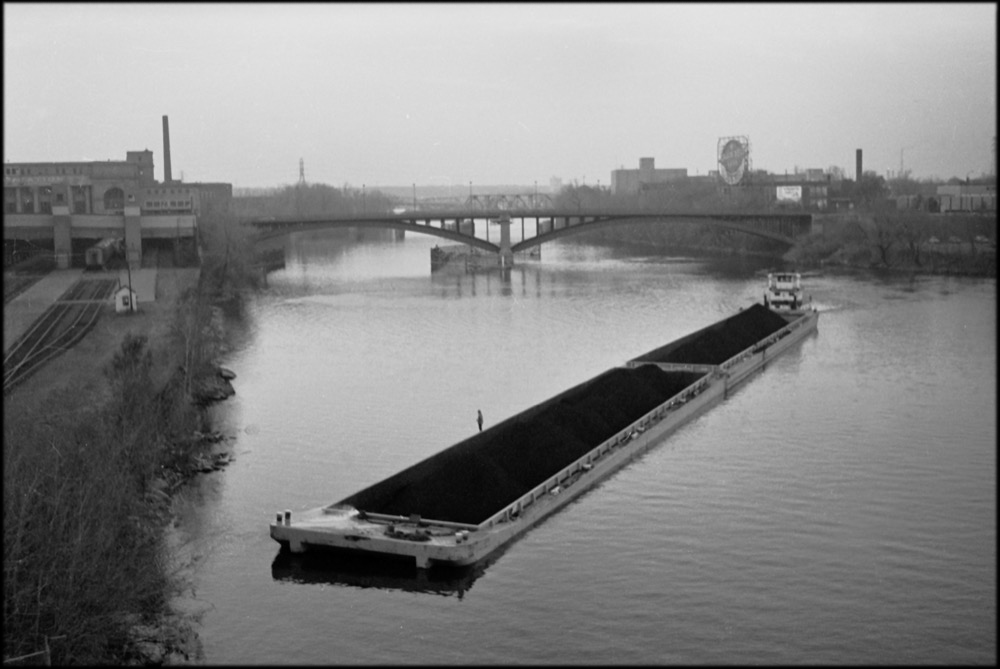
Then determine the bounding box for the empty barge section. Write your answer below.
[338,365,706,527]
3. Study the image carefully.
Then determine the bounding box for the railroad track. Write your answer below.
[3,279,117,394]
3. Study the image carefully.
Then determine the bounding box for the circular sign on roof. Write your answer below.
[718,137,749,186]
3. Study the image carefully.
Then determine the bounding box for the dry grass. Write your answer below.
[3,268,204,664]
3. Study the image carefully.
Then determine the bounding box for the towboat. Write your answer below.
[271,293,819,570]
[764,272,808,310]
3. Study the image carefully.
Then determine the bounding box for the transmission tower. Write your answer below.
[297,158,306,187]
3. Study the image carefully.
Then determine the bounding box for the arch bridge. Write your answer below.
[247,209,812,262]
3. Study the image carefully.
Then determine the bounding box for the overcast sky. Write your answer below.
[4,3,996,189]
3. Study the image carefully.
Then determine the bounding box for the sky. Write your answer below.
[4,3,997,190]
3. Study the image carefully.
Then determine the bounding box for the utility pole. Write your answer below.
[899,144,916,179]
[126,253,135,313]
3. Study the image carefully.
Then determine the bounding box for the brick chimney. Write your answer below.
[162,115,172,183]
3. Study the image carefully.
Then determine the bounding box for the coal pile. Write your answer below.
[346,367,704,525]
[643,304,789,366]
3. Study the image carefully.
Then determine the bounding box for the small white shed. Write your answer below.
[114,286,138,313]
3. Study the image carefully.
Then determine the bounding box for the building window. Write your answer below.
[104,187,125,211]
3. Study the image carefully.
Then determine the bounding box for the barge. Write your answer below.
[271,295,819,569]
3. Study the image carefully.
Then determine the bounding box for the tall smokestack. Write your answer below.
[856,149,862,182]
[162,115,172,183]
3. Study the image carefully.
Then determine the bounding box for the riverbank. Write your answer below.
[3,214,259,664]
[783,212,996,277]
[567,210,996,277]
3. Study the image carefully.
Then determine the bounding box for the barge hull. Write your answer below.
[270,306,819,568]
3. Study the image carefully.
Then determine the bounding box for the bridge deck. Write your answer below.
[246,210,812,252]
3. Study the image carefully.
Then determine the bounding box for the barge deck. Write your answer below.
[271,302,819,569]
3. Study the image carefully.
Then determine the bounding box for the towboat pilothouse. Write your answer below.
[764,272,807,310]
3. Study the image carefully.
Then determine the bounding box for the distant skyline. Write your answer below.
[4,3,996,188]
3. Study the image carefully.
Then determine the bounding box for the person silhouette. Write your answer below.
[477,410,483,432]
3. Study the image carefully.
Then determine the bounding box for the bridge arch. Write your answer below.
[509,213,798,253]
[247,210,808,255]
[252,218,501,253]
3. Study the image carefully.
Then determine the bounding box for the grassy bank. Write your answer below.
[563,208,996,277]
[3,335,201,663]
[784,211,997,276]
[3,208,260,664]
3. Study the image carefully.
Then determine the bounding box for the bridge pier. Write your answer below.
[498,214,514,267]
[124,206,143,268]
[52,205,72,269]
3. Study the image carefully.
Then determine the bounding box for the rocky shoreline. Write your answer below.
[124,365,238,665]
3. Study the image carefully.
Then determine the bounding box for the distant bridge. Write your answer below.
[246,208,813,260]
[465,193,554,210]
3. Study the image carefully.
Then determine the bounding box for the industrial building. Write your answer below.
[611,158,688,195]
[935,184,996,213]
[3,116,231,268]
[751,170,836,211]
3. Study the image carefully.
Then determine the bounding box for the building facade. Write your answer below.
[611,157,688,195]
[935,184,996,213]
[4,151,156,215]
[4,152,230,217]
[758,171,833,210]
[4,150,231,269]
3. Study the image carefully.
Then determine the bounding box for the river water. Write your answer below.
[172,229,996,664]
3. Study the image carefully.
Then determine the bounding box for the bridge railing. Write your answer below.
[245,210,809,248]
[717,312,808,372]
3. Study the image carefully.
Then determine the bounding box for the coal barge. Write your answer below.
[271,296,819,569]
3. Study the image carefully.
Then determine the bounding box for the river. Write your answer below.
[171,229,996,664]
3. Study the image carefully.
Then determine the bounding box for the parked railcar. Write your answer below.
[84,237,124,270]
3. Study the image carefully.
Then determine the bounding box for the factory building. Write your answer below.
[3,155,230,216]
[935,184,996,213]
[611,157,688,195]
[3,116,231,268]
[4,151,156,215]
[753,170,835,211]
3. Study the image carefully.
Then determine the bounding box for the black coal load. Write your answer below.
[343,367,704,526]
[637,304,790,366]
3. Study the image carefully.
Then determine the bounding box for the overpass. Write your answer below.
[4,207,196,268]
[246,209,813,266]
